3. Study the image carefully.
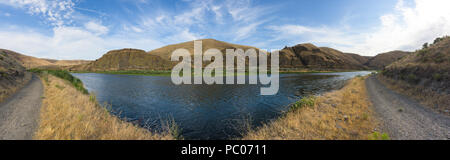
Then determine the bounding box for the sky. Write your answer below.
[0,0,449,60]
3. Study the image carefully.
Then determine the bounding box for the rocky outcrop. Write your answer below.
[278,43,369,70]
[71,49,176,71]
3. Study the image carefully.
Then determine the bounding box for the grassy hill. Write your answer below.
[149,39,259,60]
[72,39,411,72]
[70,48,176,71]
[365,51,411,70]
[383,36,449,91]
[7,38,414,73]
[1,49,90,69]
[344,53,372,65]
[279,43,369,70]
[0,50,31,102]
[381,36,449,114]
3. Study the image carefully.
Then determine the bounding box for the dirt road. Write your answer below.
[366,76,449,140]
[0,74,43,140]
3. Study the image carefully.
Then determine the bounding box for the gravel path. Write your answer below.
[366,76,450,140]
[0,74,43,140]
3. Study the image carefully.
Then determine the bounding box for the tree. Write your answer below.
[422,43,428,49]
[433,37,442,44]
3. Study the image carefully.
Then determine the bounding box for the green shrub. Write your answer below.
[418,49,428,57]
[369,132,390,140]
[29,69,88,94]
[291,96,316,111]
[89,93,97,102]
[433,73,442,81]
[405,74,419,84]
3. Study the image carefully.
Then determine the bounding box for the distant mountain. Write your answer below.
[383,36,450,92]
[71,48,176,71]
[73,39,261,71]
[0,50,31,102]
[0,49,90,69]
[365,51,411,70]
[344,53,372,65]
[278,43,369,70]
[149,39,259,60]
[68,39,417,72]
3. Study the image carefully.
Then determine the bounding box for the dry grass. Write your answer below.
[0,72,31,103]
[34,75,175,140]
[1,49,90,69]
[378,75,450,116]
[149,39,259,60]
[365,51,411,70]
[242,76,381,140]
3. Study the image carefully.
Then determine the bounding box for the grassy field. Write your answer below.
[242,76,387,140]
[33,73,177,140]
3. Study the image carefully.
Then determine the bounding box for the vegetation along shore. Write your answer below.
[29,69,178,140]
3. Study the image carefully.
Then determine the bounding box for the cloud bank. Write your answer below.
[0,0,449,59]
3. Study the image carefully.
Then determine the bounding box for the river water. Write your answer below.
[72,71,370,139]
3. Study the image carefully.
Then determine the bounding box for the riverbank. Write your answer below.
[33,72,176,140]
[71,69,368,77]
[242,76,386,140]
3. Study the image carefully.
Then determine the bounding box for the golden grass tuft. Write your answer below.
[34,75,175,140]
[242,77,380,140]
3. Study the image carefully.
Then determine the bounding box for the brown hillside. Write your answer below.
[279,43,368,70]
[381,36,450,114]
[71,49,176,71]
[344,53,372,65]
[384,36,450,92]
[0,50,31,102]
[149,39,260,60]
[1,49,90,69]
[365,51,411,70]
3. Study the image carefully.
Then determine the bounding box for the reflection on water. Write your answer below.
[72,71,370,139]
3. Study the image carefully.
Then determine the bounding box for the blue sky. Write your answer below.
[0,0,449,60]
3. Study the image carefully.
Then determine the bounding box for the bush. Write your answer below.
[290,96,316,111]
[369,132,390,140]
[433,73,443,81]
[29,69,88,94]
[405,74,420,84]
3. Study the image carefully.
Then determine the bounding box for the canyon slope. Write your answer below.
[4,39,413,72]
[1,49,90,69]
[383,36,450,92]
[0,50,31,102]
[75,39,384,71]
[71,49,176,71]
[278,43,370,70]
[365,51,411,70]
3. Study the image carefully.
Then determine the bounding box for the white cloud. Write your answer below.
[269,25,330,36]
[0,0,75,27]
[0,26,164,60]
[84,21,109,35]
[268,0,450,56]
